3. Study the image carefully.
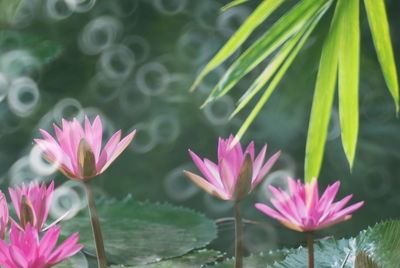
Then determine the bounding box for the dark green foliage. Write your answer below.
[0,31,62,65]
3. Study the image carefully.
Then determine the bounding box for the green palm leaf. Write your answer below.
[364,0,399,113]
[232,0,333,118]
[190,0,285,92]
[304,0,346,182]
[222,0,254,11]
[338,0,360,170]
[202,0,327,106]
[191,0,398,178]
[234,0,333,140]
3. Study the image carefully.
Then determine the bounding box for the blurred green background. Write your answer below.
[0,0,399,258]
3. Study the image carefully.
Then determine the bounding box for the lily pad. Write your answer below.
[53,252,89,268]
[61,199,217,266]
[209,250,291,268]
[110,250,222,268]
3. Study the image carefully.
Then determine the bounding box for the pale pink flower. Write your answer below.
[0,223,82,268]
[184,135,281,200]
[34,115,136,181]
[255,177,364,232]
[9,181,54,232]
[0,192,9,239]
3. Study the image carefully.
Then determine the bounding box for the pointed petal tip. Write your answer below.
[33,138,42,144]
[127,129,136,139]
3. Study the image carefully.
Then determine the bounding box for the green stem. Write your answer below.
[234,201,243,268]
[307,231,314,268]
[83,181,108,268]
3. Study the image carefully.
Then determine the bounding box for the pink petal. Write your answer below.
[99,130,136,173]
[96,130,122,172]
[318,181,340,212]
[244,141,255,161]
[322,201,364,225]
[252,144,267,179]
[69,118,85,156]
[183,171,230,200]
[188,150,223,190]
[58,120,80,175]
[287,177,298,195]
[272,198,302,226]
[219,158,236,195]
[8,188,21,219]
[255,203,288,222]
[9,246,28,268]
[59,120,75,159]
[217,137,227,160]
[91,116,103,160]
[203,159,224,190]
[48,233,83,264]
[251,150,281,188]
[39,226,60,256]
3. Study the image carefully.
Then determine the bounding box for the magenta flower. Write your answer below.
[0,223,83,268]
[0,192,9,239]
[185,135,281,200]
[35,115,136,181]
[255,177,364,232]
[9,181,54,232]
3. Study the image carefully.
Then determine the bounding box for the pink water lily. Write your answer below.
[35,115,136,181]
[255,177,364,232]
[0,192,8,239]
[185,135,281,200]
[0,224,82,268]
[9,181,54,232]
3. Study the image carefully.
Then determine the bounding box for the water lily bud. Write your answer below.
[232,154,253,200]
[20,196,37,229]
[78,138,97,180]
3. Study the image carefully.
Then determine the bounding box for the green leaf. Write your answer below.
[355,251,381,268]
[234,1,332,141]
[0,0,22,26]
[231,28,304,119]
[190,0,285,92]
[0,31,62,64]
[32,40,63,65]
[271,238,355,268]
[357,220,400,267]
[203,0,326,106]
[61,199,217,266]
[271,219,400,268]
[304,0,346,182]
[110,250,222,268]
[338,0,359,170]
[221,0,253,11]
[209,250,291,268]
[364,0,399,113]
